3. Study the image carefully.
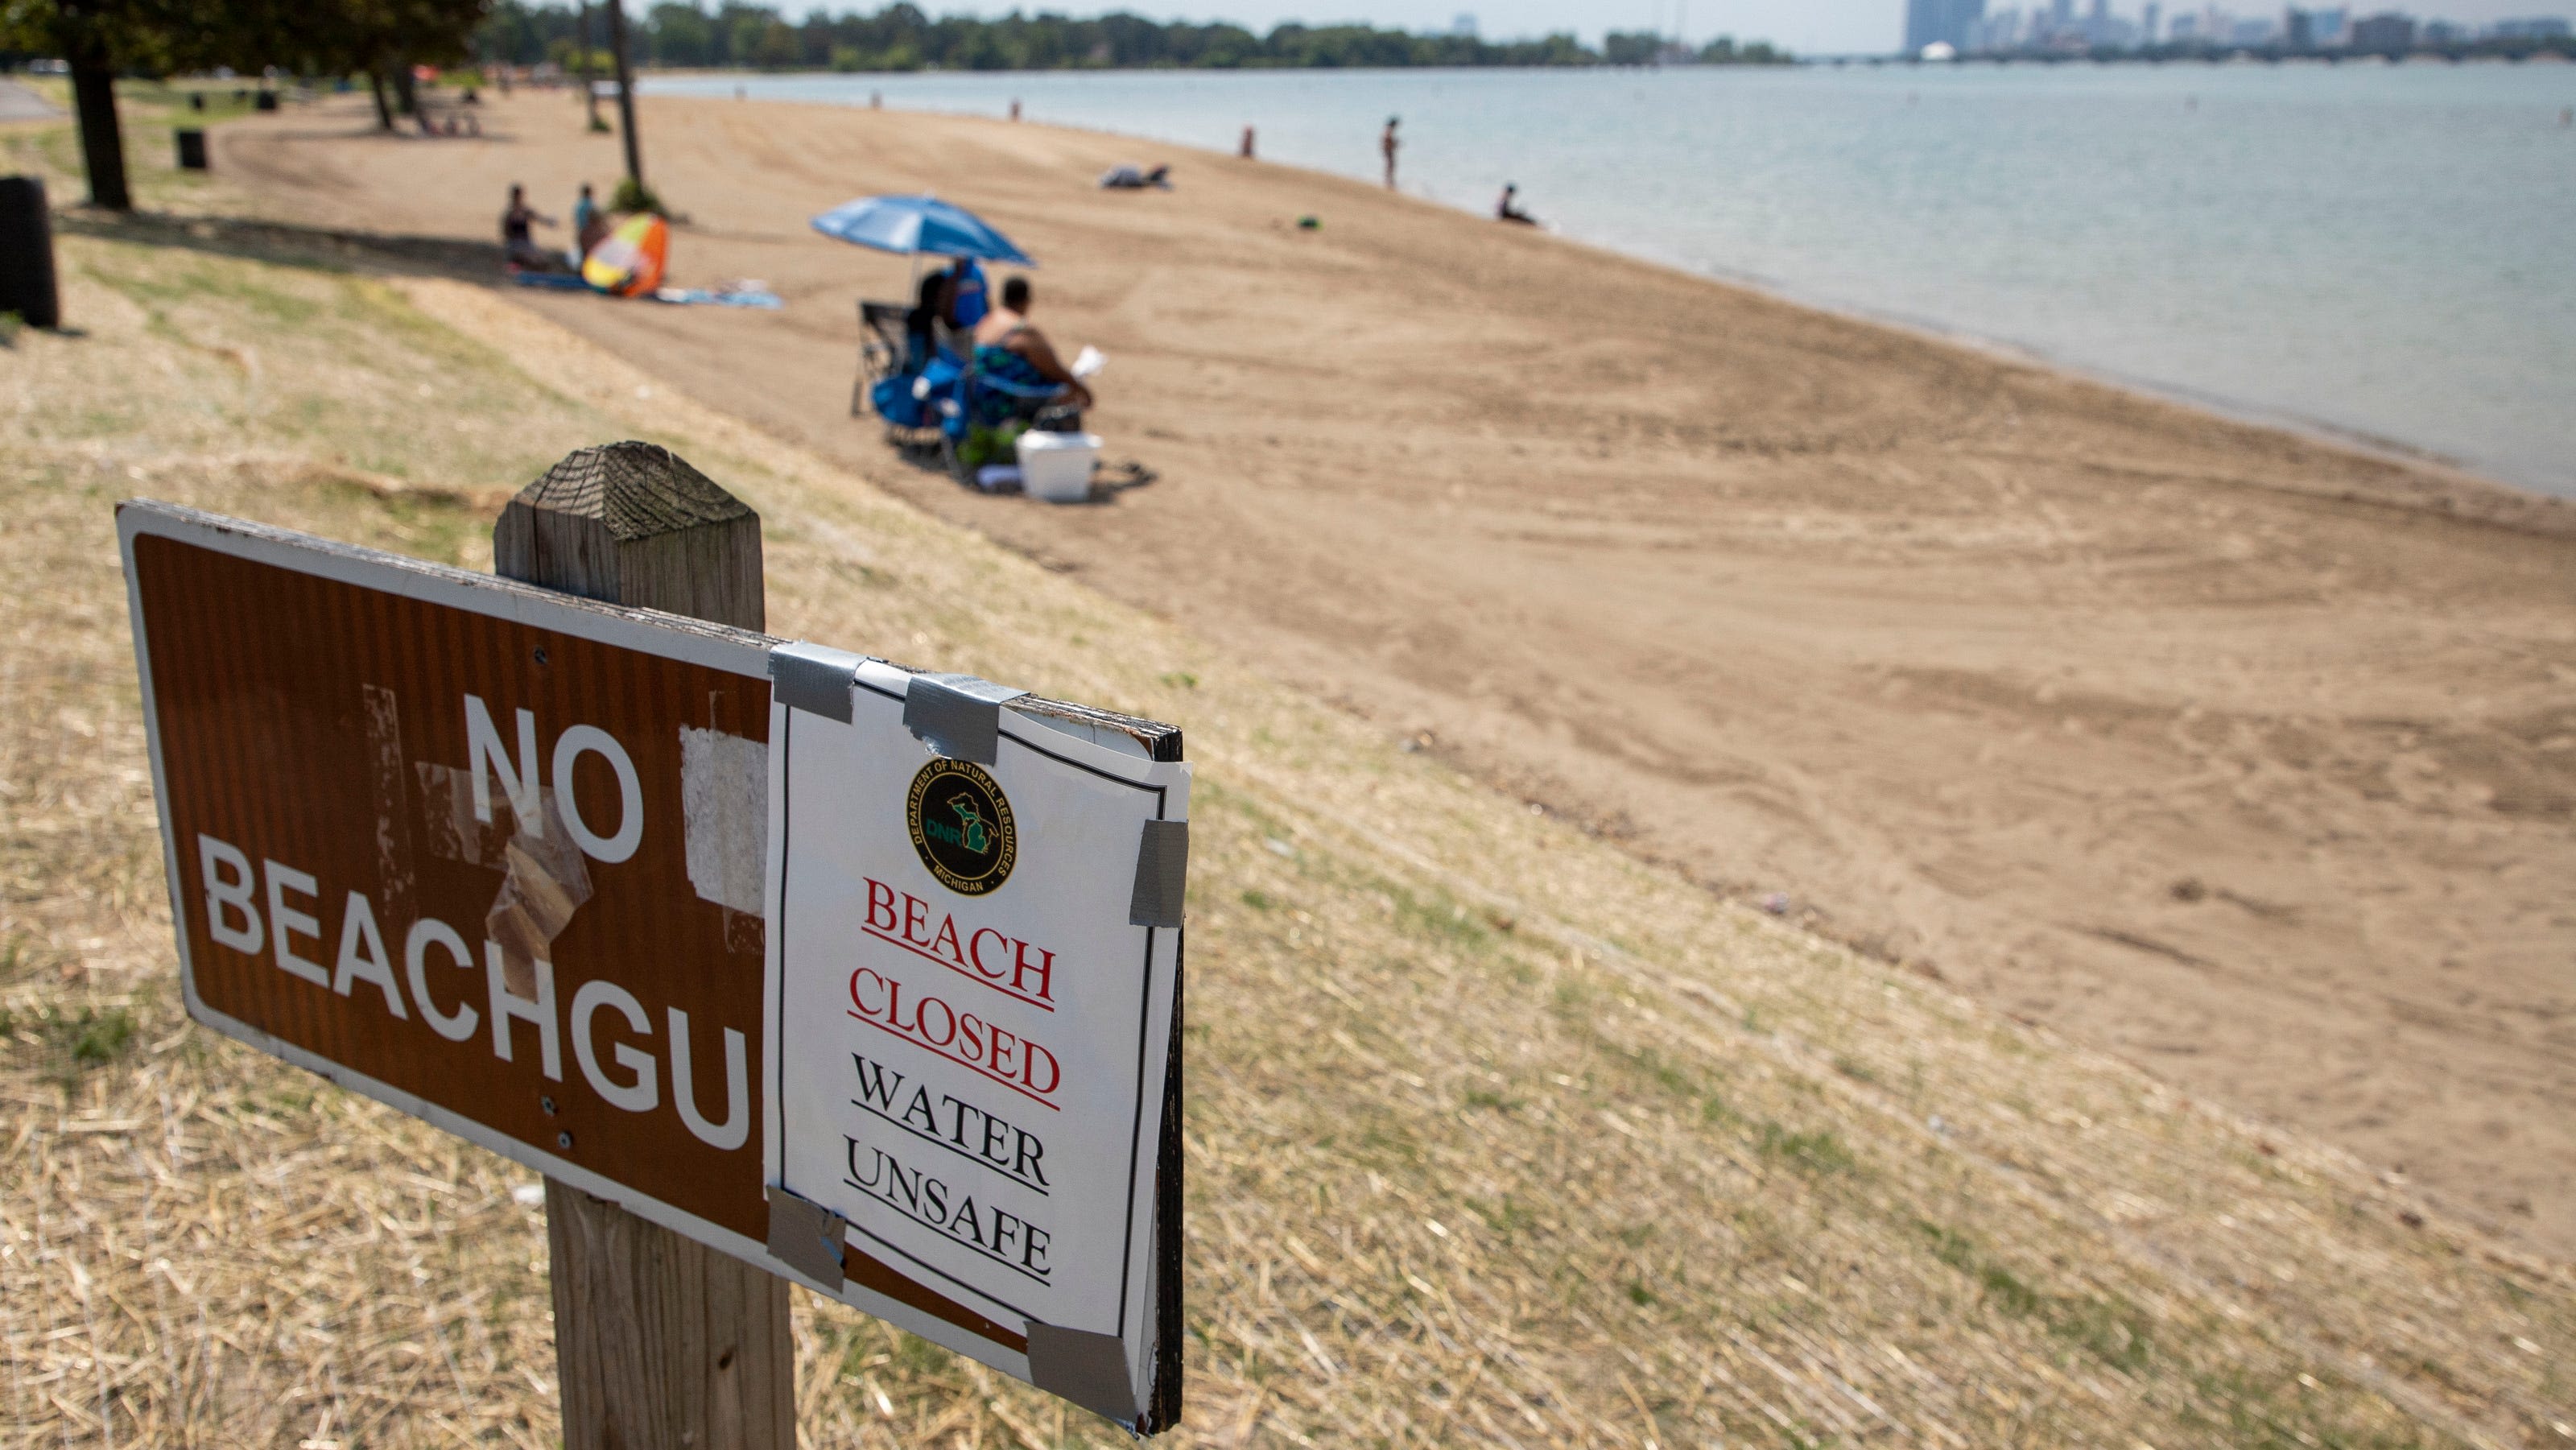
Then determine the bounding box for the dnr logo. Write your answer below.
[906,760,1017,897]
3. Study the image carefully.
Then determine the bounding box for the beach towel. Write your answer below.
[582,213,668,296]
[968,344,1068,428]
[652,286,782,308]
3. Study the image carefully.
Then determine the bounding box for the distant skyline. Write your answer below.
[778,0,2573,53]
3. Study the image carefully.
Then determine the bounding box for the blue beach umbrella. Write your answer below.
[809,194,1037,266]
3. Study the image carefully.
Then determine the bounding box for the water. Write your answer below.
[650,64,2576,496]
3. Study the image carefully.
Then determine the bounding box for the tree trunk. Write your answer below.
[391,64,419,118]
[576,2,604,130]
[67,31,130,212]
[367,69,394,130]
[605,0,644,189]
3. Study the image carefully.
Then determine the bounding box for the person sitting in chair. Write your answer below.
[905,257,991,370]
[973,276,1092,414]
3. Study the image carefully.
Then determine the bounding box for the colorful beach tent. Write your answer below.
[583,213,669,296]
[808,195,1035,266]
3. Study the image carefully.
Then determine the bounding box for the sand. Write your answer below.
[215,89,2576,1257]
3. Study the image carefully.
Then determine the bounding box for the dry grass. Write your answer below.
[2,179,2572,1445]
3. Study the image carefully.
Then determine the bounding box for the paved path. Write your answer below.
[0,80,63,122]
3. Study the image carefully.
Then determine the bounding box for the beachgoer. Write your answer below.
[500,184,557,268]
[1496,184,1538,225]
[973,276,1092,412]
[573,182,608,258]
[1010,98,1022,122]
[905,266,948,369]
[1099,163,1172,189]
[1241,125,1256,159]
[871,90,882,109]
[940,257,990,329]
[1381,116,1401,189]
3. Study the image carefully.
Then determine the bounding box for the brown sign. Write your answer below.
[122,503,1184,1414]
[123,502,781,1254]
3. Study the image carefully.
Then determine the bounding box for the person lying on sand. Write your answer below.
[973,276,1092,411]
[1496,184,1539,226]
[1100,163,1172,190]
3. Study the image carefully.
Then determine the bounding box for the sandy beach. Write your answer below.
[217,89,2576,1256]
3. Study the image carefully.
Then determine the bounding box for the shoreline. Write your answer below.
[221,90,2576,1255]
[651,64,2576,504]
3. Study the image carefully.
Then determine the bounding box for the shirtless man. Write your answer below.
[973,276,1092,411]
[1381,115,1400,189]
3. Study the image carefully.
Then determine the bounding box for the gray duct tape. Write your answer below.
[1023,1321,1139,1426]
[764,1190,850,1287]
[1129,819,1188,928]
[770,642,865,723]
[902,672,1027,765]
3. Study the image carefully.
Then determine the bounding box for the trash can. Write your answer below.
[0,175,60,329]
[255,90,279,112]
[175,128,208,171]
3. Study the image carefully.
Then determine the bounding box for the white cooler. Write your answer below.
[1014,430,1102,503]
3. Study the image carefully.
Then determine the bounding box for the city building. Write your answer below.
[2490,15,2571,35]
[1906,0,1991,51]
[2348,10,2415,48]
[2142,2,2163,41]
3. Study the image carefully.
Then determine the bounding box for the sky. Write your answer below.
[784,0,2576,55]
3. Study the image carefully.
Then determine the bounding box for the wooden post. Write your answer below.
[495,442,789,1450]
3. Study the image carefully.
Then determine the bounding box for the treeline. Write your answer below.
[474,2,1792,72]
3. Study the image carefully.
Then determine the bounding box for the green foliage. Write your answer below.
[469,0,1793,71]
[1757,1122,1855,1175]
[610,176,664,215]
[1913,1218,2157,1374]
[0,0,489,77]
[3,1003,140,1079]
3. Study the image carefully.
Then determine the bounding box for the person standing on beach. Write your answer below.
[1381,116,1401,189]
[572,182,607,259]
[1010,98,1022,121]
[1241,125,1257,159]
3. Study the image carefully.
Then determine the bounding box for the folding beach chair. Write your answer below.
[931,353,1084,485]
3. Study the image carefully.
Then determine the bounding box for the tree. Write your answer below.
[298,1,491,134]
[604,0,642,192]
[0,0,321,209]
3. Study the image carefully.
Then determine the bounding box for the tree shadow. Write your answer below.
[55,209,503,283]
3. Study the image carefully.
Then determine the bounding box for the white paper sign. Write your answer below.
[763,659,1186,1417]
